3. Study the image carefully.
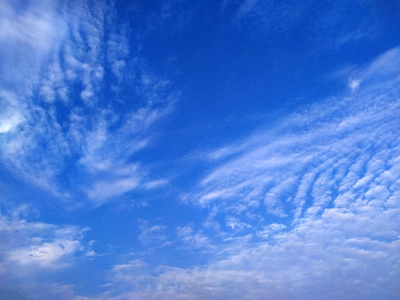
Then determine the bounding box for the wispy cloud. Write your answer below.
[138,220,169,248]
[0,203,90,273]
[227,0,387,51]
[0,0,177,203]
[99,47,400,299]
[176,225,214,251]
[0,203,96,299]
[0,0,67,90]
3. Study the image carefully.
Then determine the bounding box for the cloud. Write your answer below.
[176,225,214,251]
[0,206,89,271]
[0,0,177,204]
[0,91,23,133]
[86,177,140,202]
[98,47,400,299]
[228,0,387,52]
[348,78,361,91]
[8,239,83,268]
[186,48,400,222]
[138,220,169,247]
[0,204,95,299]
[0,0,67,90]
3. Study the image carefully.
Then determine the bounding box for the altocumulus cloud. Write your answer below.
[0,0,176,204]
[102,48,400,300]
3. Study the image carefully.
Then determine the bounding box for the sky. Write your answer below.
[0,0,400,299]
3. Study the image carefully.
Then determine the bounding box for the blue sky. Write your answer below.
[1,0,400,299]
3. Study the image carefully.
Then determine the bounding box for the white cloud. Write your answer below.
[0,203,98,299]
[101,47,400,299]
[185,48,400,230]
[0,91,24,135]
[0,112,22,133]
[138,221,168,247]
[0,205,90,272]
[86,177,140,202]
[0,0,67,100]
[143,179,168,189]
[257,223,286,238]
[0,0,177,203]
[349,78,361,91]
[8,239,83,267]
[107,202,400,299]
[176,225,214,250]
